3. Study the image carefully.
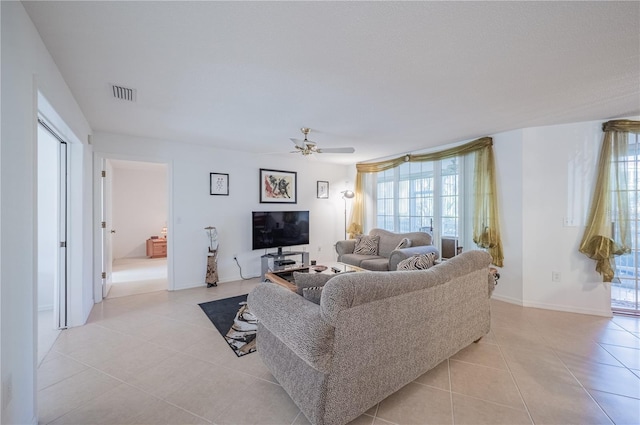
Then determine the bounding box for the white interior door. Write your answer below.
[37,119,68,330]
[56,141,68,328]
[100,159,114,298]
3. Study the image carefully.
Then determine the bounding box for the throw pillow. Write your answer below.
[353,234,380,255]
[293,272,334,296]
[397,252,437,270]
[395,237,412,250]
[302,286,323,304]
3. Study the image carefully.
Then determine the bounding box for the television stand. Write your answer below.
[260,250,310,281]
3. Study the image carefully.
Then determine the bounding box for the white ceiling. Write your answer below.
[24,1,640,164]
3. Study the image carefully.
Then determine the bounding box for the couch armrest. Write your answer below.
[247,282,334,372]
[335,239,356,260]
[388,245,440,270]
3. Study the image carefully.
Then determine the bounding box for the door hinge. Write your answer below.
[101,272,106,279]
[60,241,66,248]
[101,170,106,178]
[101,221,106,228]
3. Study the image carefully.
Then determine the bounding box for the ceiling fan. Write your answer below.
[290,128,355,156]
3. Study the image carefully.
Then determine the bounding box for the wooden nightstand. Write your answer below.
[146,238,167,258]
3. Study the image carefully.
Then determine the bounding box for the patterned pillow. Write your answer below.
[302,286,323,304]
[397,252,437,270]
[353,235,380,255]
[293,272,334,296]
[395,237,412,250]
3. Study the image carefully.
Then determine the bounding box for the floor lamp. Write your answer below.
[341,190,355,239]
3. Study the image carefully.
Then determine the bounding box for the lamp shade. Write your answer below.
[341,190,355,199]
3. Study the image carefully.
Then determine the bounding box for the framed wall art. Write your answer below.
[210,173,229,196]
[260,168,297,203]
[317,181,329,199]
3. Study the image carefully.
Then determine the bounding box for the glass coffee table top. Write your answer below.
[264,262,367,291]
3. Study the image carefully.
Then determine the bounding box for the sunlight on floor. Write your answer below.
[108,257,167,298]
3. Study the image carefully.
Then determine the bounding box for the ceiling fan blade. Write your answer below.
[317,147,355,154]
[290,138,306,149]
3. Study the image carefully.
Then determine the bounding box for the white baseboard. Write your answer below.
[173,274,263,291]
[521,299,612,318]
[491,294,524,306]
[172,282,207,291]
[491,294,611,317]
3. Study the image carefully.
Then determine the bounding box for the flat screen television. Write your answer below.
[252,210,310,253]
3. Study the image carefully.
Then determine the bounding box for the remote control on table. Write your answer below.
[331,266,341,273]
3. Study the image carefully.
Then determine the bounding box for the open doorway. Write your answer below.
[105,159,168,298]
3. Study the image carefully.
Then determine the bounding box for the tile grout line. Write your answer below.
[37,350,89,392]
[598,341,640,382]
[79,299,295,421]
[447,358,455,425]
[40,283,275,424]
[40,324,225,424]
[72,300,285,386]
[492,326,540,425]
[541,335,617,425]
[41,349,215,424]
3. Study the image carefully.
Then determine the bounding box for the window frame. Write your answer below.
[612,133,640,313]
[372,156,470,253]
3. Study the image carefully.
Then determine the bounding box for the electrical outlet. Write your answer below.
[552,271,561,282]
[317,246,322,252]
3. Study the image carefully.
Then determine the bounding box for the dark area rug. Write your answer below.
[199,294,257,357]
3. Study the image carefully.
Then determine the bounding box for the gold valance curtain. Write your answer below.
[351,136,504,267]
[579,120,639,282]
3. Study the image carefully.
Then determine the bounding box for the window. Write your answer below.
[612,132,639,314]
[374,157,467,249]
[354,137,502,266]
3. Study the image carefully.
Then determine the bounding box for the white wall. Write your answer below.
[492,118,639,316]
[92,132,352,290]
[112,165,167,259]
[1,3,92,424]
[492,130,525,304]
[521,121,611,316]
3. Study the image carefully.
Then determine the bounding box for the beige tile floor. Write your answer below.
[108,257,168,299]
[39,278,640,425]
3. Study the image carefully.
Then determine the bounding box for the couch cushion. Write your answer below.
[302,286,323,304]
[397,252,437,270]
[359,257,391,271]
[353,234,380,255]
[293,272,334,296]
[370,228,433,257]
[340,253,386,268]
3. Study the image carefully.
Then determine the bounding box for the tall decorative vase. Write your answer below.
[206,248,218,287]
[205,226,219,288]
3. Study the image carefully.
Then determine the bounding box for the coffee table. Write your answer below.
[264,262,366,292]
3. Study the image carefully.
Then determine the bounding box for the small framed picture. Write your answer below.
[210,173,229,196]
[317,181,329,199]
[260,168,297,203]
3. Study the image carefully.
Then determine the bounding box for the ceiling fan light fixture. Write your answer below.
[289,127,354,156]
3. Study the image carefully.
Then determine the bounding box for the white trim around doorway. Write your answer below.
[92,152,174,304]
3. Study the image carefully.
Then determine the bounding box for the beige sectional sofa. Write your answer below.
[248,250,494,425]
[335,228,439,270]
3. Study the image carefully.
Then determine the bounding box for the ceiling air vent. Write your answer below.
[111,84,136,102]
